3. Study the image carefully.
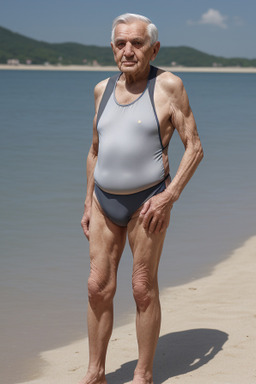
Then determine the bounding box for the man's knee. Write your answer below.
[88,263,116,307]
[132,264,156,312]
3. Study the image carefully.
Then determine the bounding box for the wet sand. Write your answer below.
[17,235,256,384]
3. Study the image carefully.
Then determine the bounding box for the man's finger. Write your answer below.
[81,216,90,239]
[153,219,163,234]
[142,209,153,230]
[140,199,151,216]
[148,216,159,234]
[83,224,90,240]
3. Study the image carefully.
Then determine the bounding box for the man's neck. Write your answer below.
[121,65,151,86]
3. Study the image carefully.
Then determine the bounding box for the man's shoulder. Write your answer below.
[94,72,121,110]
[155,68,184,97]
[94,78,109,99]
[94,71,120,99]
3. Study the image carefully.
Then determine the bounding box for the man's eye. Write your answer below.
[133,42,142,47]
[117,42,125,48]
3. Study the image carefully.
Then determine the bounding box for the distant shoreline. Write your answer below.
[1,64,256,73]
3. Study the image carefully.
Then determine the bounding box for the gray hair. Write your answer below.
[111,13,158,46]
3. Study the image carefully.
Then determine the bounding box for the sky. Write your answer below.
[1,0,256,58]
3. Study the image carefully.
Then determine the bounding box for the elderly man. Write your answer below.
[80,13,203,384]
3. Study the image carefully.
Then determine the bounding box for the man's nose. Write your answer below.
[124,42,134,57]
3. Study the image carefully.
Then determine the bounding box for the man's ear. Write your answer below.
[151,41,160,61]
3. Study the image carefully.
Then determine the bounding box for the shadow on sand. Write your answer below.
[106,328,228,383]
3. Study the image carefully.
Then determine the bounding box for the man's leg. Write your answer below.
[79,194,127,384]
[127,214,167,384]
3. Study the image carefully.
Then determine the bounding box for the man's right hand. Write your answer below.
[81,205,91,240]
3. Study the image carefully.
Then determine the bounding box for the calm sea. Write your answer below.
[0,69,256,383]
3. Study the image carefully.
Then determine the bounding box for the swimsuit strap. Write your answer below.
[148,65,158,101]
[97,72,120,126]
[147,66,166,150]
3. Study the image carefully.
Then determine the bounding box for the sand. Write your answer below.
[16,235,256,384]
[1,64,256,73]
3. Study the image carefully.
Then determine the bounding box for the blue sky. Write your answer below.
[1,0,255,58]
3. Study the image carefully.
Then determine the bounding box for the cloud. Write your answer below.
[200,9,227,28]
[188,9,228,29]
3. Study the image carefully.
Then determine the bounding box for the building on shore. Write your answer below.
[7,59,20,65]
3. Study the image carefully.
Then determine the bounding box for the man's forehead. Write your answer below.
[114,21,149,40]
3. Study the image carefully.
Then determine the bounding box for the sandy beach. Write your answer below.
[16,235,256,384]
[1,64,256,73]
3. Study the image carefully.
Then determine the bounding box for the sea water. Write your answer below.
[0,70,256,382]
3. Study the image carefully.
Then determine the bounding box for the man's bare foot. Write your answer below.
[78,370,107,384]
[132,374,153,384]
[78,377,107,384]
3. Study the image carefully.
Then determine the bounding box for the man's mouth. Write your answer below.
[121,61,137,65]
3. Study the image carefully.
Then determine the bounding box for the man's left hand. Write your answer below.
[139,193,173,234]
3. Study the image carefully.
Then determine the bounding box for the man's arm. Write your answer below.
[80,118,98,240]
[140,75,204,233]
[165,76,204,202]
[81,80,108,240]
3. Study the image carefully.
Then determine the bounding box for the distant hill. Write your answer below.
[156,46,256,68]
[1,26,255,67]
[0,26,115,65]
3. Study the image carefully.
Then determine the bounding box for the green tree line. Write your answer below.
[1,26,255,67]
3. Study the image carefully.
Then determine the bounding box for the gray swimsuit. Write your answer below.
[94,65,169,226]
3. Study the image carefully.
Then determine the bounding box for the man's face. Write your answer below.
[111,21,160,75]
